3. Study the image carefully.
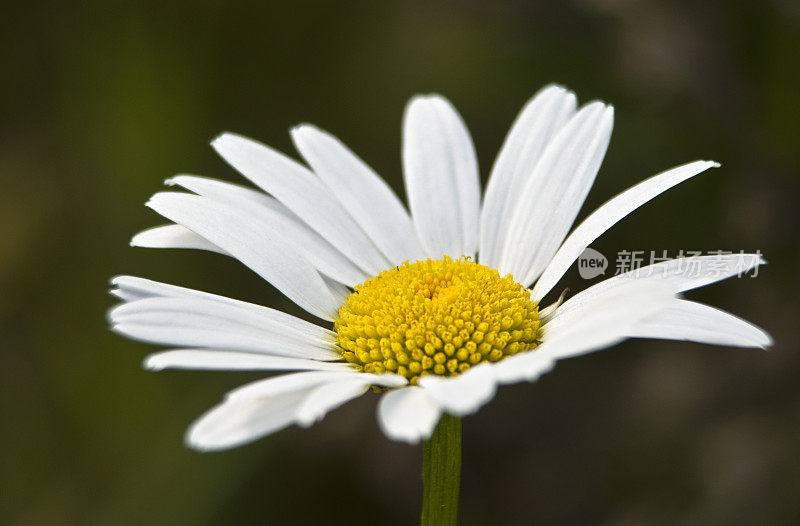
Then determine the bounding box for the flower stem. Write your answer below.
[421,414,461,526]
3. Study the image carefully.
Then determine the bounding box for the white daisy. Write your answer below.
[110,84,771,451]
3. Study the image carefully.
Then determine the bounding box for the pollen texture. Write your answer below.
[335,256,541,384]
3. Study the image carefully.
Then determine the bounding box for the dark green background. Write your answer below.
[2,1,799,524]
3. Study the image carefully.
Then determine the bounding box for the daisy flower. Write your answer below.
[110,85,771,453]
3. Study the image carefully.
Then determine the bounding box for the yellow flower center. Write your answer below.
[335,256,542,384]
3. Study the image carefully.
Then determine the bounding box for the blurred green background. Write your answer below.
[2,1,799,524]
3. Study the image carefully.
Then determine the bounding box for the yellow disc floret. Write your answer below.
[334,256,541,384]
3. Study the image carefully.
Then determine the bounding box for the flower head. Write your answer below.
[336,256,542,380]
[111,84,771,451]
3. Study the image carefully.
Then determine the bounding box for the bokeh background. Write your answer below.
[2,1,799,524]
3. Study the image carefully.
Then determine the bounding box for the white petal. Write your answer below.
[167,175,367,287]
[111,275,346,352]
[542,277,674,340]
[111,296,335,347]
[417,363,497,416]
[631,299,772,348]
[110,296,336,349]
[167,173,278,209]
[321,274,352,306]
[211,133,391,275]
[113,322,330,358]
[187,371,405,451]
[402,95,480,258]
[550,253,765,321]
[493,280,676,385]
[291,125,426,265]
[111,297,340,360]
[479,85,577,268]
[531,160,719,302]
[187,387,313,451]
[146,192,340,320]
[377,386,441,444]
[295,378,374,427]
[490,348,557,385]
[499,102,614,286]
[131,224,228,255]
[143,350,354,372]
[111,276,338,342]
[226,371,405,402]
[111,275,192,302]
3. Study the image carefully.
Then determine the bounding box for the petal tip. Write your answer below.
[290,122,316,135]
[109,275,128,287]
[184,432,215,453]
[210,132,231,145]
[210,132,245,153]
[142,354,164,371]
[129,231,147,247]
[540,82,567,92]
[407,93,449,109]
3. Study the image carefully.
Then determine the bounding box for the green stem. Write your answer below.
[421,414,461,526]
